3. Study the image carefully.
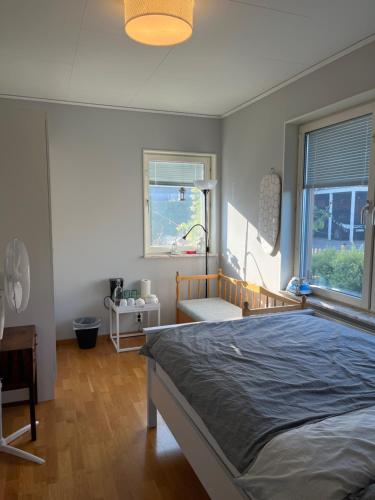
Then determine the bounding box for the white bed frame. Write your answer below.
[144,324,248,500]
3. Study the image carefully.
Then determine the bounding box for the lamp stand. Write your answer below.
[203,189,209,298]
[0,380,44,464]
[182,183,215,298]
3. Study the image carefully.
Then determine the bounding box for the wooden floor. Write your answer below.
[0,337,209,500]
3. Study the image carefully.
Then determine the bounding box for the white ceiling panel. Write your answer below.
[0,53,72,100]
[68,30,170,106]
[81,0,125,35]
[236,0,375,22]
[132,49,306,114]
[0,0,374,116]
[0,0,86,64]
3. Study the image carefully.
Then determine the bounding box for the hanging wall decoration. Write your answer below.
[258,171,281,255]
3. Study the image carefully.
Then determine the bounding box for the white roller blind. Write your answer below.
[149,161,204,186]
[304,114,372,188]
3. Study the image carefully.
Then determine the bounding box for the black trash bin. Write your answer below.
[73,317,101,349]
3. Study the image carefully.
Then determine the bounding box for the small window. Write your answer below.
[298,111,373,303]
[143,151,215,256]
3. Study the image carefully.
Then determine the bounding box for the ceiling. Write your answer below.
[0,0,374,117]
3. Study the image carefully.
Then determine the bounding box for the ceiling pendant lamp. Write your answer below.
[124,0,195,46]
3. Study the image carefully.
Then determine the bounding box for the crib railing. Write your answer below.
[176,269,305,316]
[242,285,306,316]
[176,271,219,302]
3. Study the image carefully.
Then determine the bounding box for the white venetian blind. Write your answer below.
[149,161,204,186]
[304,114,372,188]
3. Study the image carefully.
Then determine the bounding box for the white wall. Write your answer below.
[221,41,375,290]
[0,102,56,401]
[44,105,221,339]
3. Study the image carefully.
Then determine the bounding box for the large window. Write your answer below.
[143,151,215,256]
[298,105,374,307]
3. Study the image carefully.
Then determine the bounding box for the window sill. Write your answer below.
[143,253,218,259]
[306,296,375,332]
[281,291,375,333]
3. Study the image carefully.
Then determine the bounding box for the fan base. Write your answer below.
[0,422,45,464]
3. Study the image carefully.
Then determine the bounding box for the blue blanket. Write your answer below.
[141,313,375,473]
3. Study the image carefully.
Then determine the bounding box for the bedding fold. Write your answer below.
[236,405,375,500]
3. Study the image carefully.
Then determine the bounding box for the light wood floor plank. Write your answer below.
[0,337,209,500]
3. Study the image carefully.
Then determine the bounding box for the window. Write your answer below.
[143,151,215,256]
[297,104,375,307]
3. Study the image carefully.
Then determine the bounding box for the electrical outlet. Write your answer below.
[136,312,143,333]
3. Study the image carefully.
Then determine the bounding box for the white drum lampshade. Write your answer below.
[124,0,195,46]
[194,179,218,192]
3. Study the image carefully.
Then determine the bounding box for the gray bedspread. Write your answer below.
[347,484,375,500]
[140,313,375,473]
[236,405,375,500]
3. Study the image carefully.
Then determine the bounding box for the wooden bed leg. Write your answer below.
[147,358,157,428]
[242,301,251,317]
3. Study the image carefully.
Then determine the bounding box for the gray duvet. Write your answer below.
[140,313,375,474]
[237,405,375,500]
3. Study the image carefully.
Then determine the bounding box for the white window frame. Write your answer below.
[295,102,375,309]
[143,150,217,257]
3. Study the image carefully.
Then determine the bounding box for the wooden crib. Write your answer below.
[176,269,305,323]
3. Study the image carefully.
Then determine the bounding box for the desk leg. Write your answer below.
[29,384,37,441]
[34,367,38,405]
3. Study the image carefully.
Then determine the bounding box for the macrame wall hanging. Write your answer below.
[258,171,281,255]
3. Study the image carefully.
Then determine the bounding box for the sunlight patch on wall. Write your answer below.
[226,202,247,279]
[226,202,267,285]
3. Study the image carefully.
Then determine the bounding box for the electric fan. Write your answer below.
[0,238,44,464]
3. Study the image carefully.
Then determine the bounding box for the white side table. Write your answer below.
[109,299,161,353]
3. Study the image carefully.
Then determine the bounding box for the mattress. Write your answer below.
[178,297,242,322]
[156,364,375,500]
[141,313,375,473]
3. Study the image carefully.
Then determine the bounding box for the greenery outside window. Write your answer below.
[297,103,375,308]
[143,151,216,256]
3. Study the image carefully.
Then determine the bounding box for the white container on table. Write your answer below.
[140,279,151,298]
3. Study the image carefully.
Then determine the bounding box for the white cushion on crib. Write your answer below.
[178,297,242,322]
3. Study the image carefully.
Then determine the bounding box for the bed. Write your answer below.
[142,312,375,500]
[176,269,305,323]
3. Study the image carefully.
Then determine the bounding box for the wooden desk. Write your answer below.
[0,325,38,441]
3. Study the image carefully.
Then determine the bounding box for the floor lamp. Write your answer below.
[182,179,217,297]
